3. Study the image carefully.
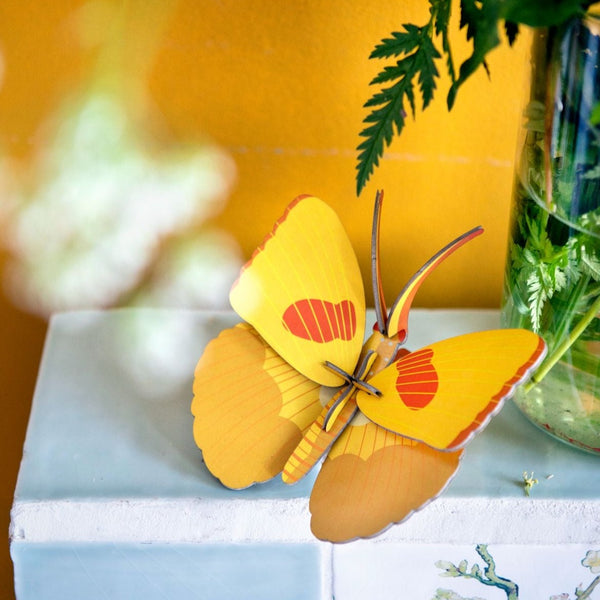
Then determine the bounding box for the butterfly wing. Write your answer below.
[309,416,462,542]
[356,329,546,450]
[282,390,358,485]
[229,195,366,387]
[191,323,324,489]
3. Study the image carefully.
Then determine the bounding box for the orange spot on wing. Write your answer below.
[395,349,438,410]
[282,299,356,343]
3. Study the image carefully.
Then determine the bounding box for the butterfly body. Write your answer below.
[192,193,546,542]
[281,328,405,485]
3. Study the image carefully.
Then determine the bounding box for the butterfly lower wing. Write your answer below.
[309,417,462,542]
[357,329,546,450]
[229,195,366,387]
[191,323,324,489]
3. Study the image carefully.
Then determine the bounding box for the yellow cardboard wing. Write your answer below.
[229,195,366,388]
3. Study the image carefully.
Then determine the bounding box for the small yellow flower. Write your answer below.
[522,471,538,496]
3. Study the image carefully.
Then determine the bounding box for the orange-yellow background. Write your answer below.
[0,1,528,595]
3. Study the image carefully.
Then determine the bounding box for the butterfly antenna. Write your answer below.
[371,190,387,334]
[386,225,484,342]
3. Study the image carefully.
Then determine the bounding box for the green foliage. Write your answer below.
[508,204,571,332]
[591,102,600,126]
[506,191,600,346]
[500,15,600,387]
[356,0,591,196]
[448,0,502,108]
[503,0,591,27]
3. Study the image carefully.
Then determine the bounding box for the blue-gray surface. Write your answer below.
[11,309,600,600]
[15,308,599,503]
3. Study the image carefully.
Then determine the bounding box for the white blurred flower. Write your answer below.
[132,231,241,309]
[4,93,239,315]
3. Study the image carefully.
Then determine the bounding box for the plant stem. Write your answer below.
[526,290,600,391]
[576,574,600,599]
[548,274,590,356]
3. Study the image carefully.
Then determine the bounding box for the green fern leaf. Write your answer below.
[526,269,547,331]
[356,26,441,195]
[448,0,501,109]
[416,35,441,108]
[504,20,520,46]
[370,25,422,59]
[356,86,409,193]
[431,0,457,85]
[581,247,600,280]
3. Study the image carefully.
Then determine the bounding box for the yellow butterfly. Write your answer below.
[192,194,545,542]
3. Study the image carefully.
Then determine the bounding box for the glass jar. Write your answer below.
[501,15,600,454]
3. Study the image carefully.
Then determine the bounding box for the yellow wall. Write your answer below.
[0,1,527,594]
[150,0,528,309]
[0,0,529,310]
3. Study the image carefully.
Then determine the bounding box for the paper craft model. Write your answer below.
[192,193,546,542]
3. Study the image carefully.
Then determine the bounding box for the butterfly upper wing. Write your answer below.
[356,329,546,450]
[191,323,324,489]
[309,416,462,542]
[229,195,366,387]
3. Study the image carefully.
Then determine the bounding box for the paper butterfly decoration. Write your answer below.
[192,193,546,542]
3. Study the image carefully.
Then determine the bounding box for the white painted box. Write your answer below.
[10,309,600,599]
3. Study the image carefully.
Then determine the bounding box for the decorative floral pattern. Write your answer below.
[434,546,600,600]
[583,550,600,574]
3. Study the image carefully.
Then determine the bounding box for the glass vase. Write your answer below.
[501,15,600,454]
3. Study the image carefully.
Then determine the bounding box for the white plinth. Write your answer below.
[10,309,600,599]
